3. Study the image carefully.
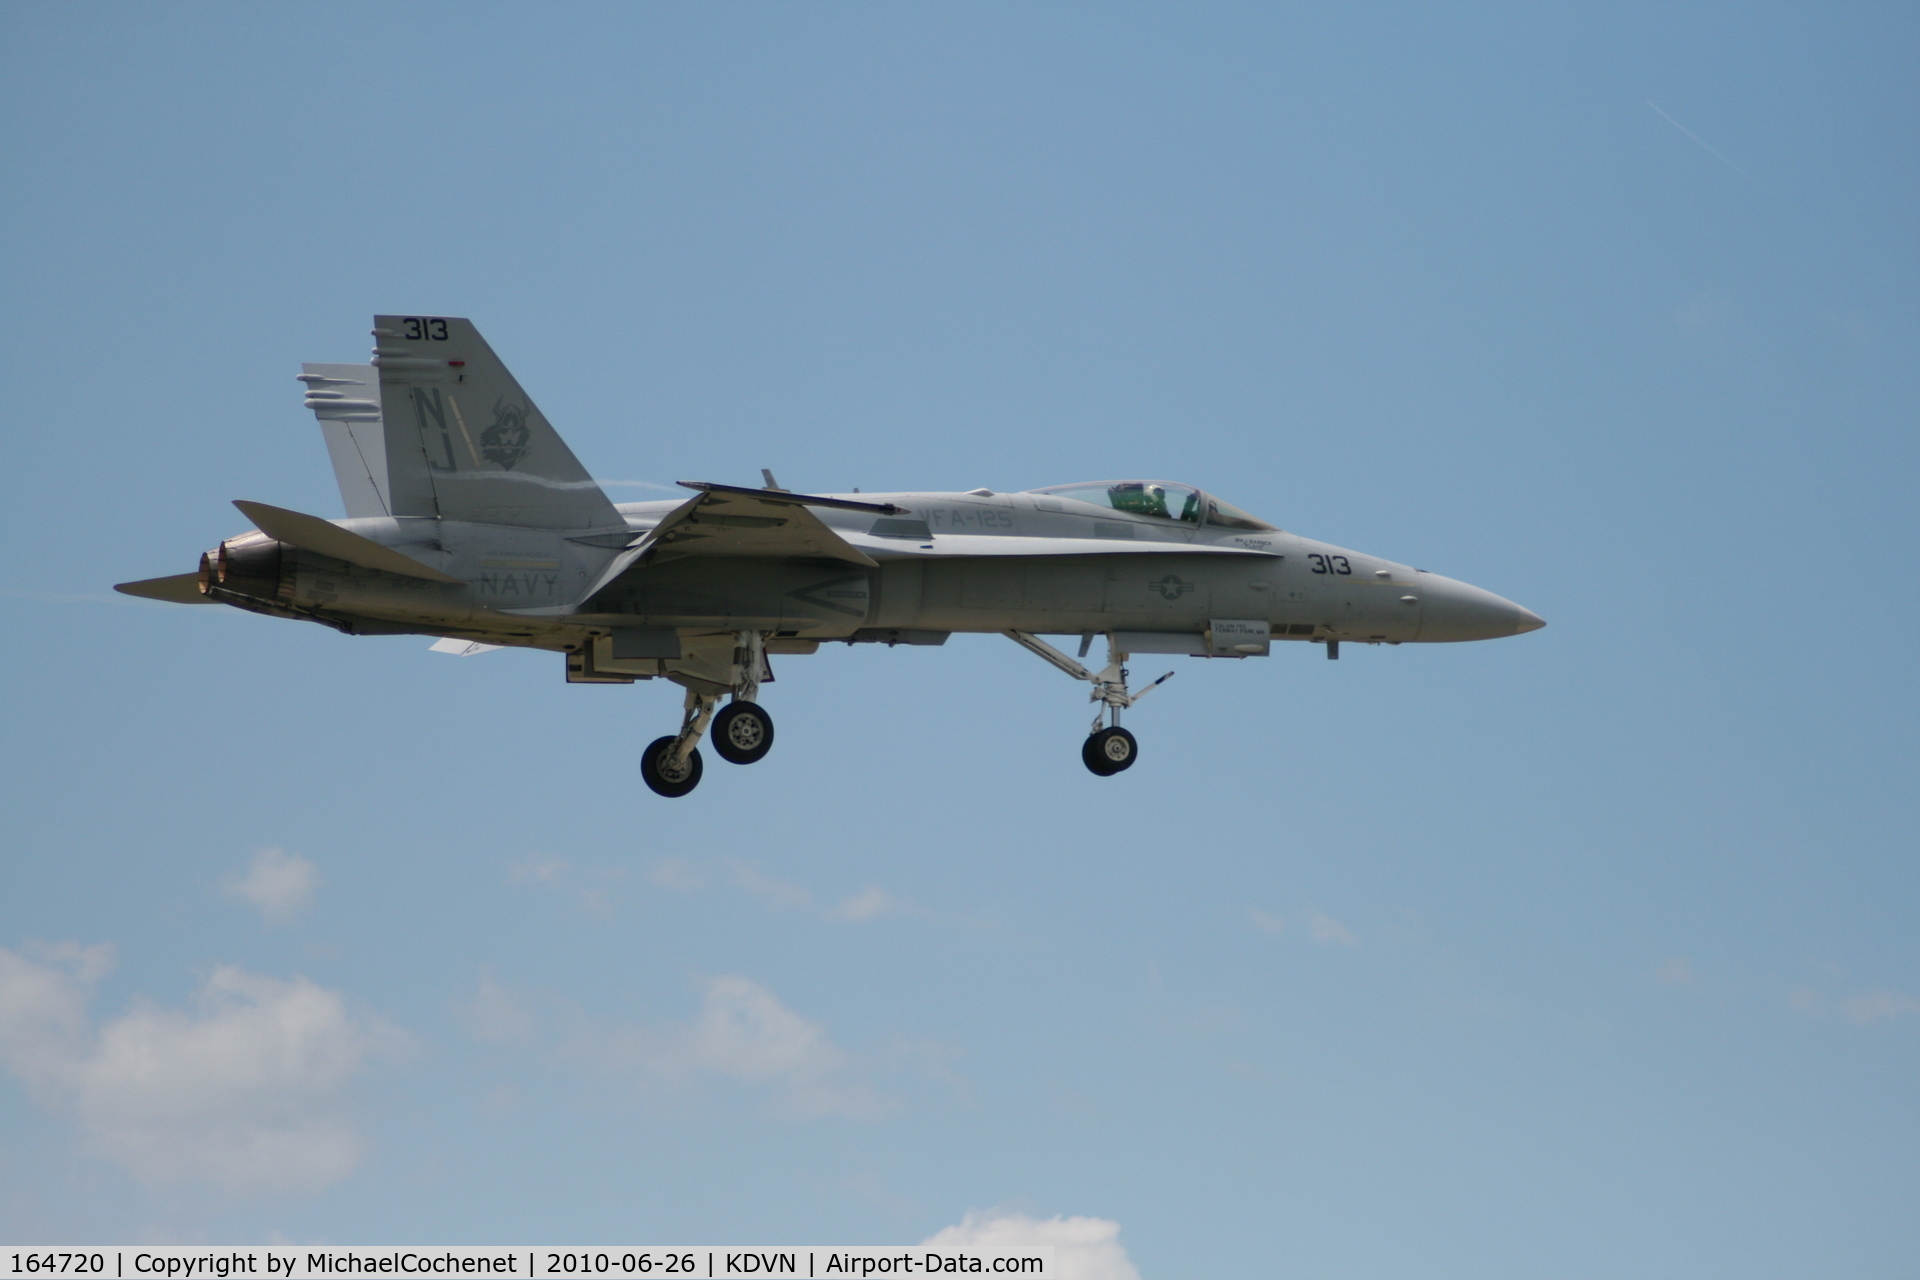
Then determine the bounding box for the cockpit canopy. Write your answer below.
[1027,481,1277,532]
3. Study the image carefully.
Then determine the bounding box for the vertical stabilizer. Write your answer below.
[371,316,621,530]
[298,363,391,518]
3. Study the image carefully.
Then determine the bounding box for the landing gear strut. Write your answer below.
[640,689,718,797]
[711,630,774,765]
[1006,631,1173,777]
[639,630,776,797]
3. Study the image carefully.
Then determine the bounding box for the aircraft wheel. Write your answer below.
[641,735,703,797]
[711,701,775,765]
[1083,727,1137,776]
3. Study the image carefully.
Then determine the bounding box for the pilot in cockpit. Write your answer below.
[1106,482,1201,523]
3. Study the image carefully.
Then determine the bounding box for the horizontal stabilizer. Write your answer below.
[233,500,459,583]
[115,573,216,604]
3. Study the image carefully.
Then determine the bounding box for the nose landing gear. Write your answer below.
[1082,725,1138,776]
[1006,631,1172,777]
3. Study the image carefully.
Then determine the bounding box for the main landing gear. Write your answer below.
[711,701,774,765]
[1006,631,1173,777]
[640,631,776,798]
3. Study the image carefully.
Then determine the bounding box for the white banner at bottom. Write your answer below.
[2,1249,1056,1280]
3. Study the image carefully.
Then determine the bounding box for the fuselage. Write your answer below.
[215,486,1542,655]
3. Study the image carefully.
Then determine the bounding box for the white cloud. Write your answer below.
[655,856,905,925]
[0,944,401,1195]
[507,855,627,918]
[459,974,537,1044]
[224,848,318,922]
[0,942,110,1096]
[509,854,570,884]
[77,969,396,1192]
[1248,910,1357,945]
[1247,909,1285,937]
[1840,990,1920,1024]
[833,887,893,922]
[646,857,704,891]
[689,977,843,1080]
[730,865,815,911]
[1786,983,1920,1025]
[1306,912,1357,946]
[920,1210,1141,1280]
[526,854,912,929]
[593,976,887,1118]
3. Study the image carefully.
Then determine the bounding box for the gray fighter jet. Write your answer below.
[118,316,1545,796]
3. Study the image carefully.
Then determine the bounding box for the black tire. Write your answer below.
[641,735,703,797]
[1085,726,1138,775]
[711,701,775,765]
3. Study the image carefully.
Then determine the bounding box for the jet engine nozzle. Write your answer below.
[206,531,292,604]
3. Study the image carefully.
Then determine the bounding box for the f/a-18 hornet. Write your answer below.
[119,316,1545,796]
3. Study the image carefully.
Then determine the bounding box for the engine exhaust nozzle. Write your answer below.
[207,532,290,603]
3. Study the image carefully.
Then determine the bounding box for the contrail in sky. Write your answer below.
[1645,100,1747,175]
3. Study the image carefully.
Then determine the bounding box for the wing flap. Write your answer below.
[578,484,885,605]
[651,488,880,567]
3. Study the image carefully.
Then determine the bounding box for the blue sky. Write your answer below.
[2,3,1916,1274]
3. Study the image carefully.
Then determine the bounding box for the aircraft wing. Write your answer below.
[577,482,906,602]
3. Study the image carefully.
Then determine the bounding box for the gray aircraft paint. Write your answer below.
[117,317,1543,784]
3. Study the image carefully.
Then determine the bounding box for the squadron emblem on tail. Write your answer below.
[480,397,532,469]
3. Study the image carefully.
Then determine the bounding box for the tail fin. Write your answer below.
[371,316,621,530]
[298,363,391,518]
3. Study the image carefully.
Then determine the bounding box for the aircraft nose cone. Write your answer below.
[1416,574,1546,642]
